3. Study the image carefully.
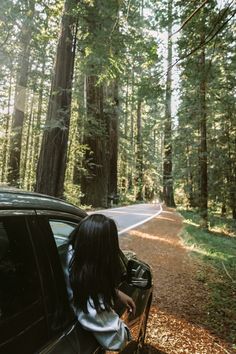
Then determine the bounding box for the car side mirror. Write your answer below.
[126,259,152,290]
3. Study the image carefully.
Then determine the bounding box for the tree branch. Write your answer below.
[171,0,209,38]
[126,0,132,20]
[166,8,236,73]
[205,1,234,41]
[0,30,11,47]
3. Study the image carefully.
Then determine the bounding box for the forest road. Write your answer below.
[89,202,162,236]
[118,207,234,354]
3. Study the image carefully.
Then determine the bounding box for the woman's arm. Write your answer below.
[76,300,131,351]
[116,289,136,315]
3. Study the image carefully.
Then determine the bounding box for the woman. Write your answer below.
[68,214,136,351]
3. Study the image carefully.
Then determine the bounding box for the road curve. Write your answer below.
[89,203,162,236]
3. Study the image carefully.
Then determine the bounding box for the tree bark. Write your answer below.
[8,0,35,186]
[80,77,108,207]
[129,69,135,191]
[163,0,176,207]
[80,0,119,207]
[21,93,35,187]
[199,27,208,229]
[1,66,13,181]
[33,55,46,182]
[120,76,129,193]
[136,98,144,201]
[35,0,78,197]
[73,74,86,186]
[228,121,236,219]
[108,81,119,198]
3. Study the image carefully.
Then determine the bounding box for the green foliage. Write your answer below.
[64,181,82,207]
[179,209,236,344]
[76,0,123,82]
[0,0,235,211]
[174,0,236,217]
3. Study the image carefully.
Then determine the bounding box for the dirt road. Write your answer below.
[119,208,234,354]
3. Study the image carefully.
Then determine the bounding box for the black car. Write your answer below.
[0,188,153,354]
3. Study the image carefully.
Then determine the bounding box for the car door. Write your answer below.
[114,251,152,348]
[35,210,151,353]
[0,211,48,354]
[40,213,143,352]
[34,210,100,354]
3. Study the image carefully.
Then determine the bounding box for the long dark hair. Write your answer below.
[68,214,121,313]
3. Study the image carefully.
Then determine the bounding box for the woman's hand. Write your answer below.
[116,290,136,316]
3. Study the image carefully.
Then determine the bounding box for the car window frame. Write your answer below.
[35,211,81,324]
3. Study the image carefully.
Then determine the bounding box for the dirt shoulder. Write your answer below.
[119,207,234,354]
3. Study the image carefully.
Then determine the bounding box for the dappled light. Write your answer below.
[0,0,235,352]
[120,208,235,353]
[129,229,180,246]
[146,306,231,354]
[155,215,176,223]
[184,243,234,262]
[210,226,236,239]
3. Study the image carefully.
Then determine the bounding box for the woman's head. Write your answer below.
[69,214,121,312]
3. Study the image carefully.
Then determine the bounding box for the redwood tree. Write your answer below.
[162,0,176,207]
[8,0,35,186]
[80,77,108,207]
[80,0,120,207]
[35,0,78,197]
[198,26,208,229]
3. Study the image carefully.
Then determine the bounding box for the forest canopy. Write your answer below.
[0,0,235,226]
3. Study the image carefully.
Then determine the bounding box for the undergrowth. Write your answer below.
[179,209,236,347]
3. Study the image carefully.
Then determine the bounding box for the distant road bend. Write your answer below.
[90,203,162,236]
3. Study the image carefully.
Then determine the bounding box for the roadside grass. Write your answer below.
[178,209,236,346]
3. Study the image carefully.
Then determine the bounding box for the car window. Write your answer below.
[0,215,47,352]
[49,220,77,247]
[0,218,40,321]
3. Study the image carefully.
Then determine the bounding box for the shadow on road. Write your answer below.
[120,210,234,352]
[142,344,167,354]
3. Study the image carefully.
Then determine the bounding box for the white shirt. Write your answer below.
[75,298,131,351]
[64,246,131,351]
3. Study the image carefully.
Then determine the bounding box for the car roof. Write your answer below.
[0,188,87,218]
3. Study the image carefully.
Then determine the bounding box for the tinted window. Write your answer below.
[0,217,39,321]
[0,215,47,353]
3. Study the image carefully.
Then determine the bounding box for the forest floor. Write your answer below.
[119,207,235,354]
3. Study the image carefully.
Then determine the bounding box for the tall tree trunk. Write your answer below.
[136,98,144,201]
[73,74,86,186]
[21,93,34,187]
[120,76,129,193]
[199,27,208,229]
[129,69,135,191]
[35,0,78,197]
[80,0,119,207]
[27,111,36,190]
[163,0,176,207]
[228,119,236,219]
[2,67,13,181]
[186,142,196,208]
[34,55,46,181]
[81,77,108,207]
[8,0,35,186]
[108,81,119,198]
